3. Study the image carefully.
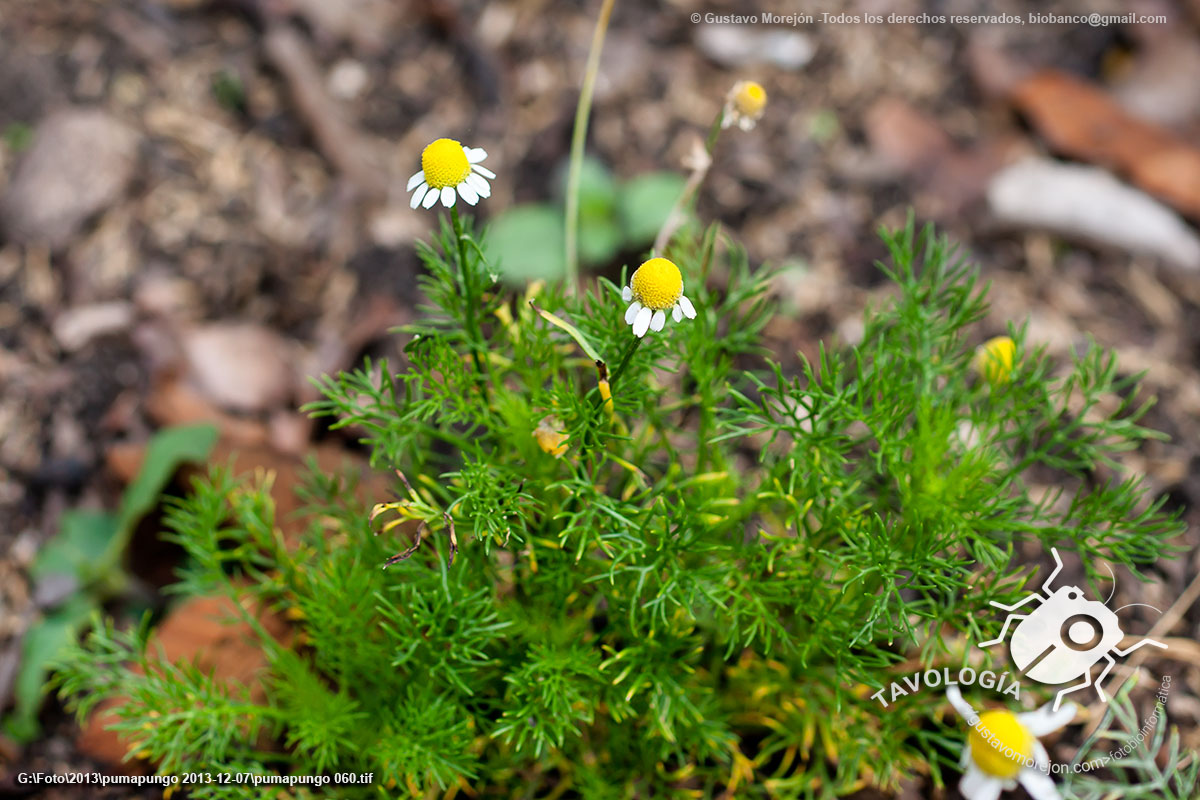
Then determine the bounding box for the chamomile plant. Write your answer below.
[51,206,1189,797]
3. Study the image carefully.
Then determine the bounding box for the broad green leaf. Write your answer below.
[618,172,687,245]
[579,218,622,266]
[115,423,218,534]
[5,596,95,741]
[3,122,34,153]
[12,424,216,741]
[564,157,618,221]
[488,205,566,284]
[32,424,217,587]
[30,511,119,583]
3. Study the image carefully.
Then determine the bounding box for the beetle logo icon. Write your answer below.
[979,548,1166,711]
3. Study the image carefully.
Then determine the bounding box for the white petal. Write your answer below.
[1019,702,1076,737]
[622,285,632,303]
[406,170,425,191]
[678,294,697,319]
[624,301,642,325]
[465,147,487,163]
[410,183,429,209]
[422,186,440,208]
[457,182,479,205]
[946,686,978,723]
[471,164,496,179]
[672,304,683,322]
[1018,768,1061,800]
[633,306,652,338]
[466,173,491,197]
[440,186,456,207]
[961,764,1003,800]
[1032,741,1050,770]
[650,310,666,331]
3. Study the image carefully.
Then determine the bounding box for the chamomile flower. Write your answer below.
[722,80,768,131]
[407,138,495,210]
[946,685,1075,800]
[621,257,697,338]
[975,335,1017,385]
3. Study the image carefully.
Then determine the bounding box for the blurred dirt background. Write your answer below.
[1,0,1199,796]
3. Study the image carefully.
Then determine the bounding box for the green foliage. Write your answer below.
[2,121,34,152]
[211,70,247,114]
[618,171,689,244]
[488,157,686,282]
[487,204,565,282]
[1061,680,1198,800]
[53,220,1185,797]
[6,424,216,741]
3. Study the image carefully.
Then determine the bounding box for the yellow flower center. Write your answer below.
[734,81,767,117]
[976,336,1017,385]
[969,710,1034,779]
[421,138,471,189]
[630,257,683,311]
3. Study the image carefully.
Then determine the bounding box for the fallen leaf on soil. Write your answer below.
[1010,70,1200,222]
[108,431,390,548]
[144,377,269,448]
[987,158,1200,271]
[180,322,297,414]
[0,108,138,249]
[864,98,954,174]
[863,97,1016,217]
[78,593,289,767]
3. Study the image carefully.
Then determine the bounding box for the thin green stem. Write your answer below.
[451,206,490,400]
[697,388,714,473]
[564,0,617,290]
[704,108,726,154]
[581,336,641,456]
[609,335,643,392]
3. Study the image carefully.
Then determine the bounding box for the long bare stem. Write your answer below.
[564,0,617,291]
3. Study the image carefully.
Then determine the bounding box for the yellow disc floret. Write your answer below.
[734,81,767,117]
[630,257,683,311]
[421,138,471,189]
[975,335,1017,385]
[969,710,1034,779]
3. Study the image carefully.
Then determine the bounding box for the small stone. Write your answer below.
[695,24,815,70]
[181,322,296,413]
[1,108,138,248]
[52,302,135,351]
